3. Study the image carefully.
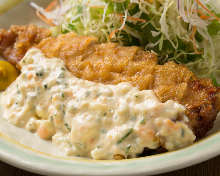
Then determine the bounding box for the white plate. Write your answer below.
[0,1,220,175]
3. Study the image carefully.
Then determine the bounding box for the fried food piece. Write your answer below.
[0,25,51,64]
[0,26,219,138]
[37,33,219,138]
[37,32,158,90]
[154,62,219,138]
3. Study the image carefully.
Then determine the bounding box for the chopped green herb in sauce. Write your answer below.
[140,118,146,125]
[61,67,66,71]
[36,71,44,77]
[117,128,133,144]
[181,128,185,137]
[60,104,66,115]
[64,123,71,131]
[125,144,131,156]
[44,84,48,89]
[50,116,54,123]
[16,85,21,94]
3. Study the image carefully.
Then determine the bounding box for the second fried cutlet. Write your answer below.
[0,25,51,64]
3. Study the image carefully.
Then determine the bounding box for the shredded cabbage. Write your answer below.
[31,0,220,84]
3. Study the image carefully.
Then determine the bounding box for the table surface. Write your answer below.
[0,155,219,176]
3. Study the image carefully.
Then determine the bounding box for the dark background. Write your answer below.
[0,155,219,176]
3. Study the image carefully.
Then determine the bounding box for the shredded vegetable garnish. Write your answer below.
[31,0,220,84]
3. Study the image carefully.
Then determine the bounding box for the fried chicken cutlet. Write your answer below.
[0,25,219,138]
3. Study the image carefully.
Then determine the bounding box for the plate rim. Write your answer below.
[0,130,219,176]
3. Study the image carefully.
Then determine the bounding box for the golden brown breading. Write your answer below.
[0,25,51,64]
[37,32,219,138]
[0,25,219,138]
[37,32,158,90]
[154,62,219,138]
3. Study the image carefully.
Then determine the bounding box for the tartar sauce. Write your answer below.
[0,48,195,160]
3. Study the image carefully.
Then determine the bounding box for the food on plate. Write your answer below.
[0,48,196,159]
[0,27,218,138]
[36,32,220,138]
[0,60,18,91]
[0,0,219,160]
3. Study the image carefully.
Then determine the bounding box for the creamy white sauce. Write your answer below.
[0,48,196,160]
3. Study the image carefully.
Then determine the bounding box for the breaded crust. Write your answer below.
[36,33,220,138]
[0,25,51,64]
[0,25,219,138]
